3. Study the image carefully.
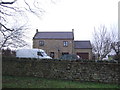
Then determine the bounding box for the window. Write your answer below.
[62,52,69,56]
[63,41,68,47]
[37,52,43,57]
[39,41,44,46]
[50,52,55,59]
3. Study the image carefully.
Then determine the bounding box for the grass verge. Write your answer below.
[2,76,120,88]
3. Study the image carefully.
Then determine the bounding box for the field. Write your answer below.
[2,76,120,88]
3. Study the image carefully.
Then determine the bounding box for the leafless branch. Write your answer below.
[0,0,54,49]
[0,23,28,49]
[0,0,17,5]
[92,25,112,60]
[0,23,13,31]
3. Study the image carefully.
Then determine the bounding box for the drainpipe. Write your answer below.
[72,29,74,54]
[58,49,60,59]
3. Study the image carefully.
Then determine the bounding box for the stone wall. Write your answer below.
[2,58,120,84]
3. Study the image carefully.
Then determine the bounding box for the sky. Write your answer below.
[25,0,119,48]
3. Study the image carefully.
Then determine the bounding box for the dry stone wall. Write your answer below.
[2,58,120,84]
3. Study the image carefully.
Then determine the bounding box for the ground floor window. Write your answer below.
[50,52,55,59]
[62,52,69,56]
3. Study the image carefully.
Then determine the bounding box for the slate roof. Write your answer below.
[74,41,92,49]
[33,32,74,39]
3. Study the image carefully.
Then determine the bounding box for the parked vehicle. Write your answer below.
[95,59,118,63]
[59,54,81,60]
[16,49,52,59]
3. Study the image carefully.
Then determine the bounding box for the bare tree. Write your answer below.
[111,41,120,61]
[0,0,58,49]
[92,25,112,60]
[0,0,45,20]
[111,42,120,55]
[108,25,120,60]
[0,22,28,49]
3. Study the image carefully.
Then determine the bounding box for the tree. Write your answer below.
[0,0,52,49]
[109,25,120,61]
[92,25,112,60]
[111,41,120,60]
[0,23,28,49]
[2,48,16,57]
[111,42,120,55]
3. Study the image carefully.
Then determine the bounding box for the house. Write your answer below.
[33,29,92,59]
[74,41,92,60]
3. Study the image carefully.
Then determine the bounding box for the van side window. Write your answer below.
[37,52,43,57]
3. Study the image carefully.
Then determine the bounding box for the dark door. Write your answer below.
[50,52,55,59]
[77,53,89,60]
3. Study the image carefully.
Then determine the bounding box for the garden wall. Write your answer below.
[2,58,120,84]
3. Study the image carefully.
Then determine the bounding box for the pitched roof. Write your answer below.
[74,41,92,49]
[33,32,74,39]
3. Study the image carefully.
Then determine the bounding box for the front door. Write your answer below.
[50,52,55,59]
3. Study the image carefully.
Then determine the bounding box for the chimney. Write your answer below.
[36,29,38,33]
[72,29,74,40]
[72,29,74,33]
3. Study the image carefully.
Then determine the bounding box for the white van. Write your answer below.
[16,49,52,59]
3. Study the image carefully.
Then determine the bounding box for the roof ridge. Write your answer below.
[74,40,90,42]
[37,32,73,33]
[33,31,74,39]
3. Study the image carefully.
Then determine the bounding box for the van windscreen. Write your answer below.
[41,52,47,56]
[37,52,43,57]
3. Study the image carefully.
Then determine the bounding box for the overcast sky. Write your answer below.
[26,0,119,48]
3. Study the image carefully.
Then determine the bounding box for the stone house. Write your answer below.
[33,29,92,59]
[74,41,92,60]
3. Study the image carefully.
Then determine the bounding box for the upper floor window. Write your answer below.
[63,41,68,47]
[39,41,44,46]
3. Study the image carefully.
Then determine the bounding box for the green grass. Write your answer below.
[2,76,120,88]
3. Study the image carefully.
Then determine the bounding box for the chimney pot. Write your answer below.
[36,29,38,33]
[72,29,74,33]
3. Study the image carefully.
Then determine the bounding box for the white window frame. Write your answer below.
[63,41,68,47]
